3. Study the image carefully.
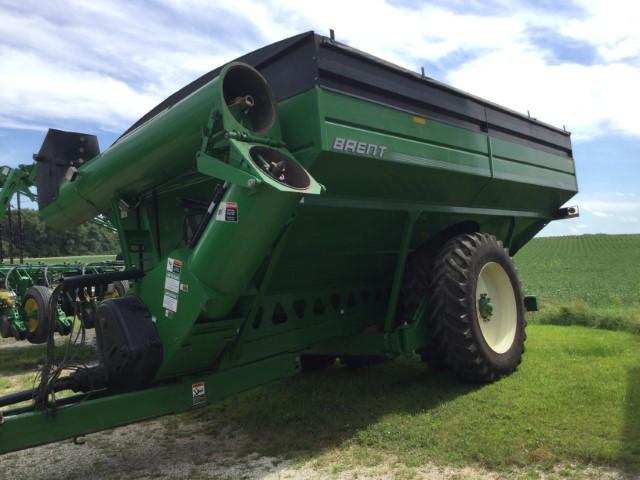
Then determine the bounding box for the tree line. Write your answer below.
[0,208,119,258]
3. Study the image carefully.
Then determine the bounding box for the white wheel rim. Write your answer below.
[476,262,517,354]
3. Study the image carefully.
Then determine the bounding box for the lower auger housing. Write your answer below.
[0,31,577,455]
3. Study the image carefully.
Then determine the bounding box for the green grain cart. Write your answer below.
[0,32,578,454]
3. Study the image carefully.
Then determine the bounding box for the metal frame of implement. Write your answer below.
[0,261,125,342]
[0,165,123,342]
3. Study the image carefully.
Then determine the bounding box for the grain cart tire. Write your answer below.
[300,355,336,371]
[430,233,526,382]
[398,249,448,370]
[23,286,53,345]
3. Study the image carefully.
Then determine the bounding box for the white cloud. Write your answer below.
[0,2,249,131]
[0,46,160,132]
[562,0,640,64]
[447,52,640,140]
[438,0,640,140]
[581,199,640,215]
[0,1,639,235]
[538,192,640,236]
[0,0,639,141]
[0,116,51,133]
[209,0,640,141]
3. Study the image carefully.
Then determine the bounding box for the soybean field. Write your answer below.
[515,233,640,333]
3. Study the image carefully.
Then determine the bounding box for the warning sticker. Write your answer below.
[163,258,183,315]
[215,202,238,223]
[162,290,178,312]
[167,258,183,274]
[192,381,206,405]
[164,272,180,293]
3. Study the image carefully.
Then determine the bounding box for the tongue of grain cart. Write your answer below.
[0,31,577,454]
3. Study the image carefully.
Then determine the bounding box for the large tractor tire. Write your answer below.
[428,233,526,382]
[23,286,53,345]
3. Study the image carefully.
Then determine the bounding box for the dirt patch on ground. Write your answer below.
[0,417,632,480]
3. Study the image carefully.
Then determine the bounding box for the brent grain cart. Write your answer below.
[0,32,578,454]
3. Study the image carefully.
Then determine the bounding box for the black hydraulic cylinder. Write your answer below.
[60,269,144,289]
[0,389,34,408]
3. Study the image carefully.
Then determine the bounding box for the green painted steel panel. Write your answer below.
[318,88,490,156]
[0,354,299,454]
[491,137,575,173]
[491,157,578,190]
[324,121,492,177]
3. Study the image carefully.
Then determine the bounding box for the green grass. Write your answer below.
[516,234,640,333]
[0,342,94,376]
[172,235,640,474]
[4,325,638,475]
[2,238,639,476]
[0,341,97,410]
[182,325,639,475]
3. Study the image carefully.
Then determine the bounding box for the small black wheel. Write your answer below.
[60,291,76,317]
[340,355,387,368]
[23,285,53,345]
[0,315,12,338]
[11,323,26,341]
[300,355,336,372]
[429,233,526,382]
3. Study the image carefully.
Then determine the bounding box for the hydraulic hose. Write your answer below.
[0,372,99,409]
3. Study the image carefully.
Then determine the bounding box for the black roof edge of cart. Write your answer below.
[117,31,572,157]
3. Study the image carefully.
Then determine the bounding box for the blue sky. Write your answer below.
[0,0,638,236]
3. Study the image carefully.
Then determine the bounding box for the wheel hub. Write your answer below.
[478,293,494,321]
[476,262,517,354]
[23,298,39,333]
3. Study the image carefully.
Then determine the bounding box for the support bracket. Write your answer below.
[383,211,419,332]
[196,152,260,188]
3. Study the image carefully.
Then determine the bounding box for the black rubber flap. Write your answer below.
[35,128,100,210]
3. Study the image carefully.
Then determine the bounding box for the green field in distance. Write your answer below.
[516,233,640,333]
